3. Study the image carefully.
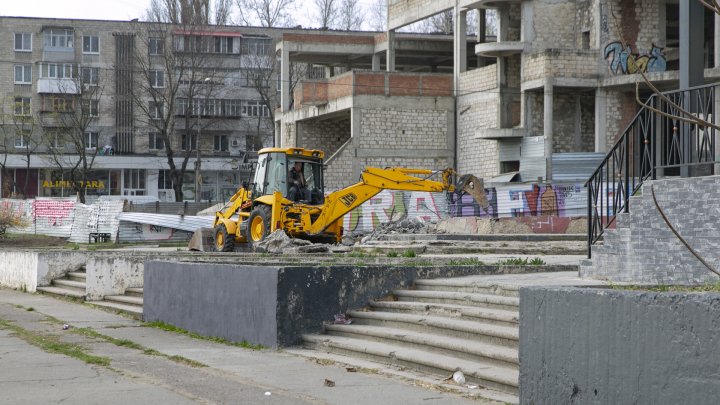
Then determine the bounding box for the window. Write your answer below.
[82,35,99,53]
[45,29,74,48]
[149,37,164,55]
[150,70,165,88]
[149,101,164,119]
[225,99,241,117]
[81,67,98,85]
[158,169,173,189]
[123,169,146,194]
[14,33,32,51]
[241,68,270,87]
[149,132,164,150]
[51,131,65,148]
[241,38,271,56]
[45,96,73,112]
[40,63,73,79]
[82,99,99,117]
[14,65,32,84]
[176,98,189,115]
[214,37,234,53]
[84,131,99,149]
[181,133,196,151]
[14,97,31,116]
[214,135,228,152]
[15,130,30,148]
[242,100,269,117]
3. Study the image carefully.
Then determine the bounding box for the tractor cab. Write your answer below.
[251,148,325,205]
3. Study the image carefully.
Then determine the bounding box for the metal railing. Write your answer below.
[586,83,718,257]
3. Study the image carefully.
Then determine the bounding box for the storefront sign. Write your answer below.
[42,180,106,189]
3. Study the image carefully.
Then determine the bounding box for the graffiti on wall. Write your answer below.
[604,41,666,75]
[342,190,448,234]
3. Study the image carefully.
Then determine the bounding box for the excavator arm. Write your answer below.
[305,167,488,235]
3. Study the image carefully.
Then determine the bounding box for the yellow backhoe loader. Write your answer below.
[212,147,488,252]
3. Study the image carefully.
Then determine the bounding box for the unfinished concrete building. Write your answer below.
[276,1,719,188]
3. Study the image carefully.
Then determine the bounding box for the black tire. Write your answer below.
[214,224,235,252]
[245,205,272,249]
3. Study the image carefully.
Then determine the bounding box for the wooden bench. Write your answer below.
[88,232,111,244]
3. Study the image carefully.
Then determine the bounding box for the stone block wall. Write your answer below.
[552,92,595,153]
[604,90,636,150]
[459,65,497,92]
[581,176,720,285]
[358,108,448,150]
[297,117,351,157]
[457,87,500,178]
[324,143,353,192]
[532,1,580,50]
[523,50,600,83]
[520,286,720,404]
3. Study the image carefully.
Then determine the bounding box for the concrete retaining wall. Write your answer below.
[0,251,86,292]
[85,253,148,300]
[519,287,720,404]
[144,262,516,348]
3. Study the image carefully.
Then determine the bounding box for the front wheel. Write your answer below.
[214,224,235,252]
[245,205,272,249]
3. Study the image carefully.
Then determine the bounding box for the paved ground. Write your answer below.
[0,288,486,405]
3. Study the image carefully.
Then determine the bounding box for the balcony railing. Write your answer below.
[586,82,718,257]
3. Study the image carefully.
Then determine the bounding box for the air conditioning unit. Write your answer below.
[231,138,241,147]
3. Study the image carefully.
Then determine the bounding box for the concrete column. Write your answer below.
[478,9,486,43]
[544,80,554,181]
[280,47,290,112]
[454,7,467,93]
[371,53,381,71]
[716,13,720,68]
[386,30,395,72]
[594,89,607,153]
[680,1,704,177]
[498,7,510,42]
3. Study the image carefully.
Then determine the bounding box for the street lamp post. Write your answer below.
[194,77,210,202]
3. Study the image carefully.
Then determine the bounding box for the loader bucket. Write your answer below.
[456,174,490,211]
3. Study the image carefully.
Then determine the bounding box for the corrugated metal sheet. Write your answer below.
[124,201,215,216]
[520,136,546,181]
[117,213,214,233]
[118,221,194,243]
[498,138,522,162]
[69,204,92,243]
[552,152,605,182]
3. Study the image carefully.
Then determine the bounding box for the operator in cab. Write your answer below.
[288,161,310,201]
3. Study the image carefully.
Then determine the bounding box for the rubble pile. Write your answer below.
[255,230,331,254]
[350,216,434,244]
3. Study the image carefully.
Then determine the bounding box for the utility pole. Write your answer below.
[195,77,210,202]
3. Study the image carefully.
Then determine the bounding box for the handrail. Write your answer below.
[586,82,718,257]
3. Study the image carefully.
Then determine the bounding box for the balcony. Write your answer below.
[475,41,526,58]
[37,78,79,94]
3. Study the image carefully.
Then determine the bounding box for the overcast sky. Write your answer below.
[3,0,150,21]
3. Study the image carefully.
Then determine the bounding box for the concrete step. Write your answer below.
[393,289,519,311]
[66,271,87,282]
[323,323,518,368]
[36,286,86,299]
[90,300,143,320]
[347,310,518,348]
[124,287,144,298]
[103,295,143,307]
[303,333,519,396]
[51,279,87,293]
[378,233,585,242]
[414,278,521,297]
[368,300,518,327]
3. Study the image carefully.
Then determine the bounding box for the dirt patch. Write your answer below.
[0,234,69,249]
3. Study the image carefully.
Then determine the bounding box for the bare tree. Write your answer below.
[338,0,363,31]
[235,0,297,27]
[146,0,236,24]
[213,0,234,24]
[5,97,41,197]
[309,0,339,29]
[38,66,104,203]
[368,0,387,31]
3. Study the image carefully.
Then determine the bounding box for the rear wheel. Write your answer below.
[245,205,272,249]
[214,224,235,252]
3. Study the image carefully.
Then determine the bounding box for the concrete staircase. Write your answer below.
[303,276,520,404]
[91,288,144,320]
[37,268,87,299]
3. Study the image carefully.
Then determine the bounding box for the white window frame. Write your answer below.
[149,101,164,119]
[14,64,32,84]
[14,33,32,52]
[225,99,241,117]
[15,131,29,148]
[148,37,164,55]
[242,100,269,117]
[149,132,165,150]
[45,29,74,48]
[82,35,99,54]
[81,67,99,86]
[213,134,229,152]
[150,70,165,88]
[41,63,73,79]
[182,133,197,151]
[51,132,65,148]
[14,97,31,116]
[84,131,99,149]
[82,99,99,117]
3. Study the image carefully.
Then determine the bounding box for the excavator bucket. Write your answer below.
[456,174,490,211]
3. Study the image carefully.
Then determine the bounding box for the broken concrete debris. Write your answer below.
[254,230,330,254]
